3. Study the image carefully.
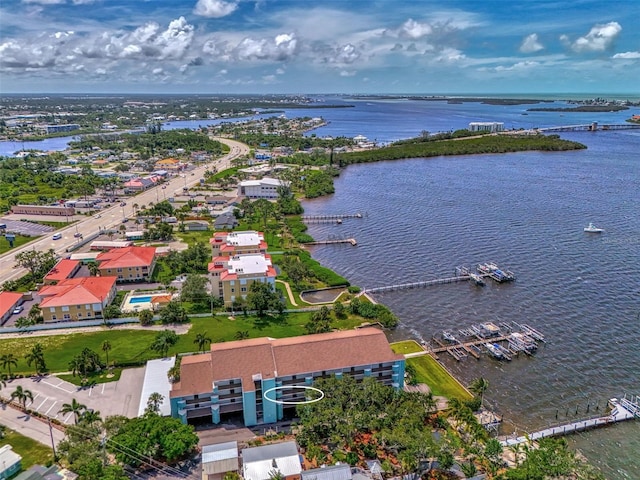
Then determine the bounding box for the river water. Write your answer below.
[298,99,639,479]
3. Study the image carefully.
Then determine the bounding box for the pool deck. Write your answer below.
[121,290,173,313]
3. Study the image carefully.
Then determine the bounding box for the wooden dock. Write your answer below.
[365,275,470,294]
[302,213,363,220]
[306,238,357,246]
[501,394,640,446]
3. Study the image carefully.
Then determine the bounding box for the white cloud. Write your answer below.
[193,0,238,18]
[520,33,544,53]
[569,22,622,52]
[612,51,640,59]
[206,32,298,62]
[494,60,540,72]
[22,0,65,4]
[399,19,432,39]
[152,67,164,75]
[434,48,466,63]
[340,70,356,77]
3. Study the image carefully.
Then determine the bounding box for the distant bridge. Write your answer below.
[536,123,640,133]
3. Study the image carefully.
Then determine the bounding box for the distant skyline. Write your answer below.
[1,0,639,95]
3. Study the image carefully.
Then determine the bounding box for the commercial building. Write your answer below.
[10,205,75,216]
[0,291,23,325]
[237,177,289,199]
[468,122,505,133]
[170,328,405,427]
[43,259,81,285]
[38,124,80,134]
[201,441,239,480]
[0,445,22,479]
[96,246,156,282]
[208,253,276,306]
[38,276,117,322]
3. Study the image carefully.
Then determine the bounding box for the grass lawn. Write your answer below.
[0,234,37,255]
[0,312,366,376]
[407,355,473,401]
[58,367,122,386]
[390,340,424,355]
[175,230,213,246]
[0,428,54,468]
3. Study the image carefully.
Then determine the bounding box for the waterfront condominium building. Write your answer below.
[38,276,117,322]
[169,328,405,427]
[208,253,276,306]
[209,231,268,258]
[96,246,157,283]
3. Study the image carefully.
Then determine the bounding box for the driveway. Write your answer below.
[6,367,145,424]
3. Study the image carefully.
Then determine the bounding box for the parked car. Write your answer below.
[12,306,23,315]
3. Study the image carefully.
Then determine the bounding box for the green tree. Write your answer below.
[194,332,212,352]
[24,342,47,374]
[246,281,283,317]
[159,300,188,324]
[145,392,164,415]
[1,353,18,376]
[102,340,112,368]
[469,377,489,409]
[180,274,209,304]
[332,301,347,319]
[151,329,179,358]
[234,330,250,340]
[305,306,332,334]
[59,398,87,425]
[87,261,100,277]
[28,304,43,323]
[252,198,274,230]
[15,249,57,279]
[11,385,34,409]
[138,309,154,326]
[102,304,121,320]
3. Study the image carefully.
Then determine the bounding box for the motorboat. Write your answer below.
[584,222,604,233]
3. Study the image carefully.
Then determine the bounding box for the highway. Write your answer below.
[0,137,249,285]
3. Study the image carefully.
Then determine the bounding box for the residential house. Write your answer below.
[184,221,209,232]
[96,246,157,282]
[242,442,302,480]
[0,291,23,325]
[301,464,353,480]
[205,195,229,205]
[169,328,405,426]
[237,177,289,199]
[213,212,238,230]
[201,441,239,480]
[43,259,81,285]
[13,464,78,480]
[38,276,117,322]
[0,445,22,480]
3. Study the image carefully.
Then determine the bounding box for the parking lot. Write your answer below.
[0,218,56,236]
[8,367,146,424]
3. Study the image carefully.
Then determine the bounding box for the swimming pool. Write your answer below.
[129,296,152,304]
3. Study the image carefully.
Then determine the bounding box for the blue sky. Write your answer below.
[1,0,639,94]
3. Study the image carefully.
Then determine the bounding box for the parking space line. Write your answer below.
[35,396,49,411]
[42,379,75,394]
[63,412,74,424]
[45,401,59,416]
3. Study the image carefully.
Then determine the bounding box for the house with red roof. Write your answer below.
[96,246,157,282]
[0,291,24,325]
[209,231,267,257]
[43,259,81,285]
[38,276,117,322]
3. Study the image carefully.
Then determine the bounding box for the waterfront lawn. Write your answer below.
[0,312,365,375]
[0,428,54,468]
[407,355,472,401]
[390,340,424,355]
[0,234,35,255]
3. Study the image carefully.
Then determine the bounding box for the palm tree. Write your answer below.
[102,340,112,368]
[194,332,212,352]
[1,353,18,376]
[469,377,490,409]
[24,343,46,375]
[145,392,164,415]
[132,203,139,216]
[79,409,102,426]
[27,305,43,324]
[234,330,250,341]
[59,398,87,425]
[0,374,7,391]
[87,261,100,277]
[11,385,34,409]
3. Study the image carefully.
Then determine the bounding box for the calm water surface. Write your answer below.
[302,129,639,479]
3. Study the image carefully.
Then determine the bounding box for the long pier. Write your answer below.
[306,238,357,246]
[302,213,363,220]
[501,394,640,446]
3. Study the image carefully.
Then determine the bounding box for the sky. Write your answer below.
[1,0,639,95]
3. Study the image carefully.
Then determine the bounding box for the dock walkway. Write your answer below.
[501,395,640,446]
[306,238,357,246]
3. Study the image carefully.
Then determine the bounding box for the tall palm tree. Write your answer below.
[59,398,87,425]
[1,353,18,376]
[102,340,112,368]
[87,261,100,277]
[469,377,490,409]
[145,392,164,415]
[0,374,7,391]
[79,409,102,426]
[24,343,46,375]
[11,385,34,409]
[194,332,212,352]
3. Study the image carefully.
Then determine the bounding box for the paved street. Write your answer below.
[0,402,65,447]
[0,137,248,285]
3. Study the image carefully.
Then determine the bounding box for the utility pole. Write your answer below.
[47,417,57,461]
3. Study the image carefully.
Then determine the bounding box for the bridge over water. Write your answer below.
[537,123,640,133]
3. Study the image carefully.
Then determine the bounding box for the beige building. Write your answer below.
[38,276,117,322]
[11,204,75,216]
[209,253,276,306]
[96,246,156,283]
[209,231,267,257]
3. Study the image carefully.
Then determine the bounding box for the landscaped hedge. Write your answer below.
[297,250,349,286]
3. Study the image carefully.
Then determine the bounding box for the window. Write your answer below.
[77,313,82,318]
[50,307,55,313]
[77,305,81,309]
[241,287,247,292]
[86,304,91,309]
[62,306,69,312]
[117,268,122,273]
[63,314,71,319]
[51,315,57,320]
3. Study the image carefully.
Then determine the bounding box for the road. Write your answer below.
[0,137,249,285]
[0,401,65,448]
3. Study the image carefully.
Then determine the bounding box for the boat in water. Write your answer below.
[469,272,485,286]
[584,222,604,233]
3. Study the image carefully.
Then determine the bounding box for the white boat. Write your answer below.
[584,222,604,233]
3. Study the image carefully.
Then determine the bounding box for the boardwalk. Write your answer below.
[501,395,639,446]
[365,275,470,294]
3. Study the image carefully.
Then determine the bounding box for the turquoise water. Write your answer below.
[129,296,152,304]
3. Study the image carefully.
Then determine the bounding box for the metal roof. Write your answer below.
[242,442,302,480]
[203,441,239,463]
[138,357,176,417]
[302,464,353,480]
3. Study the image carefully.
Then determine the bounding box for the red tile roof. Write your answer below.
[97,246,156,269]
[44,259,80,282]
[39,276,117,308]
[0,291,23,318]
[171,328,403,398]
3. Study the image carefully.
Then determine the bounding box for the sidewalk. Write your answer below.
[0,402,65,447]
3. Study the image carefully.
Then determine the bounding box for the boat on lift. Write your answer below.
[469,272,485,286]
[584,222,604,233]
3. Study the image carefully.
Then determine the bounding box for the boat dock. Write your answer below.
[302,213,363,221]
[501,394,640,446]
[365,262,515,295]
[425,321,543,362]
[306,238,358,246]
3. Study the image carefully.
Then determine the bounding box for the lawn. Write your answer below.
[0,234,36,255]
[406,354,473,401]
[175,230,213,246]
[0,312,366,376]
[58,367,122,386]
[0,428,54,468]
[390,340,424,355]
